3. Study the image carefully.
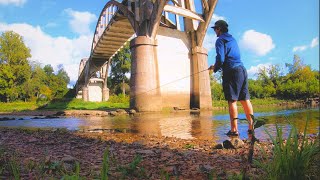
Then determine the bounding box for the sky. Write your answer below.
[0,0,319,86]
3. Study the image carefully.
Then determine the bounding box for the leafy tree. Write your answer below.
[268,64,282,89]
[41,64,69,99]
[255,65,280,98]
[210,73,223,100]
[0,31,31,102]
[249,79,264,99]
[110,44,131,95]
[43,64,54,76]
[27,63,49,99]
[57,68,70,85]
[286,55,303,75]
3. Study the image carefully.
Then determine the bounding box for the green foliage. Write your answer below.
[0,31,70,102]
[210,73,224,101]
[0,31,32,102]
[62,163,82,180]
[0,101,37,112]
[222,55,319,101]
[160,169,171,180]
[254,117,320,179]
[109,44,131,95]
[117,155,146,179]
[57,68,70,84]
[8,156,20,180]
[101,148,109,180]
[184,143,195,149]
[43,97,129,110]
[108,94,130,104]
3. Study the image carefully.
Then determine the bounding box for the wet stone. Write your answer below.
[0,117,15,121]
[116,109,127,115]
[129,109,136,115]
[213,143,224,149]
[223,138,244,149]
[109,111,118,116]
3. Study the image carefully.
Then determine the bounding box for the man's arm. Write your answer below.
[213,38,225,72]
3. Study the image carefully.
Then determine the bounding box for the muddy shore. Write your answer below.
[1,127,269,179]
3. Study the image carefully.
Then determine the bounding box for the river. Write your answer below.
[0,106,318,143]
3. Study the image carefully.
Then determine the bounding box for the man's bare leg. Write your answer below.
[228,100,238,132]
[240,100,254,130]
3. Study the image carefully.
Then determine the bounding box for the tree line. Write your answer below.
[0,31,70,103]
[211,55,319,101]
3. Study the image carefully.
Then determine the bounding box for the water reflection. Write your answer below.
[0,107,318,143]
[129,111,215,140]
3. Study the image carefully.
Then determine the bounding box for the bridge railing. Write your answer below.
[92,4,119,51]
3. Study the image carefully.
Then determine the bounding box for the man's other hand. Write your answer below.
[208,65,214,70]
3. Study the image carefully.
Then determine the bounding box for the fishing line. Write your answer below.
[129,68,210,100]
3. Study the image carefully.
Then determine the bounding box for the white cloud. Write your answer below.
[292,45,308,52]
[310,37,319,48]
[0,22,92,85]
[203,33,217,51]
[292,37,319,52]
[247,63,272,78]
[240,30,275,56]
[0,0,26,6]
[65,8,96,35]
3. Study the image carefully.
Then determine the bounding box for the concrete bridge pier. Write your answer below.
[102,64,110,102]
[191,46,212,109]
[82,86,89,102]
[130,36,162,111]
[102,86,109,101]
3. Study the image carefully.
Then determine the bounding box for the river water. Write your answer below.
[0,107,318,143]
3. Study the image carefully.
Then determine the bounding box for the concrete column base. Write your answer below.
[130,36,162,112]
[102,87,109,101]
[82,87,89,102]
[191,46,212,110]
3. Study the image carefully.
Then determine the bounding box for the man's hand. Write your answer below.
[208,65,214,70]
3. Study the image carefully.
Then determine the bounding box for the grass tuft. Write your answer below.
[254,115,320,179]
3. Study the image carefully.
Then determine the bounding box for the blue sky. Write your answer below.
[0,0,319,86]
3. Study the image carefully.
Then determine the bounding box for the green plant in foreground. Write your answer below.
[0,148,7,176]
[254,116,319,180]
[184,143,195,149]
[160,169,170,180]
[117,155,146,179]
[101,148,110,180]
[62,162,81,180]
[9,158,20,180]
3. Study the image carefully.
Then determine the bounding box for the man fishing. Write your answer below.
[208,20,254,137]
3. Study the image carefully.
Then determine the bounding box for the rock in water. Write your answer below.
[223,138,244,149]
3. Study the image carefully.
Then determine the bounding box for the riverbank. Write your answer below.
[0,98,311,115]
[1,127,318,179]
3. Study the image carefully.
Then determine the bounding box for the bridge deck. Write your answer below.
[77,14,134,86]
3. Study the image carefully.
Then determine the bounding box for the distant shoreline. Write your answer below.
[0,103,318,118]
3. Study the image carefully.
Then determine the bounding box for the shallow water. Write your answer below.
[0,107,318,143]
